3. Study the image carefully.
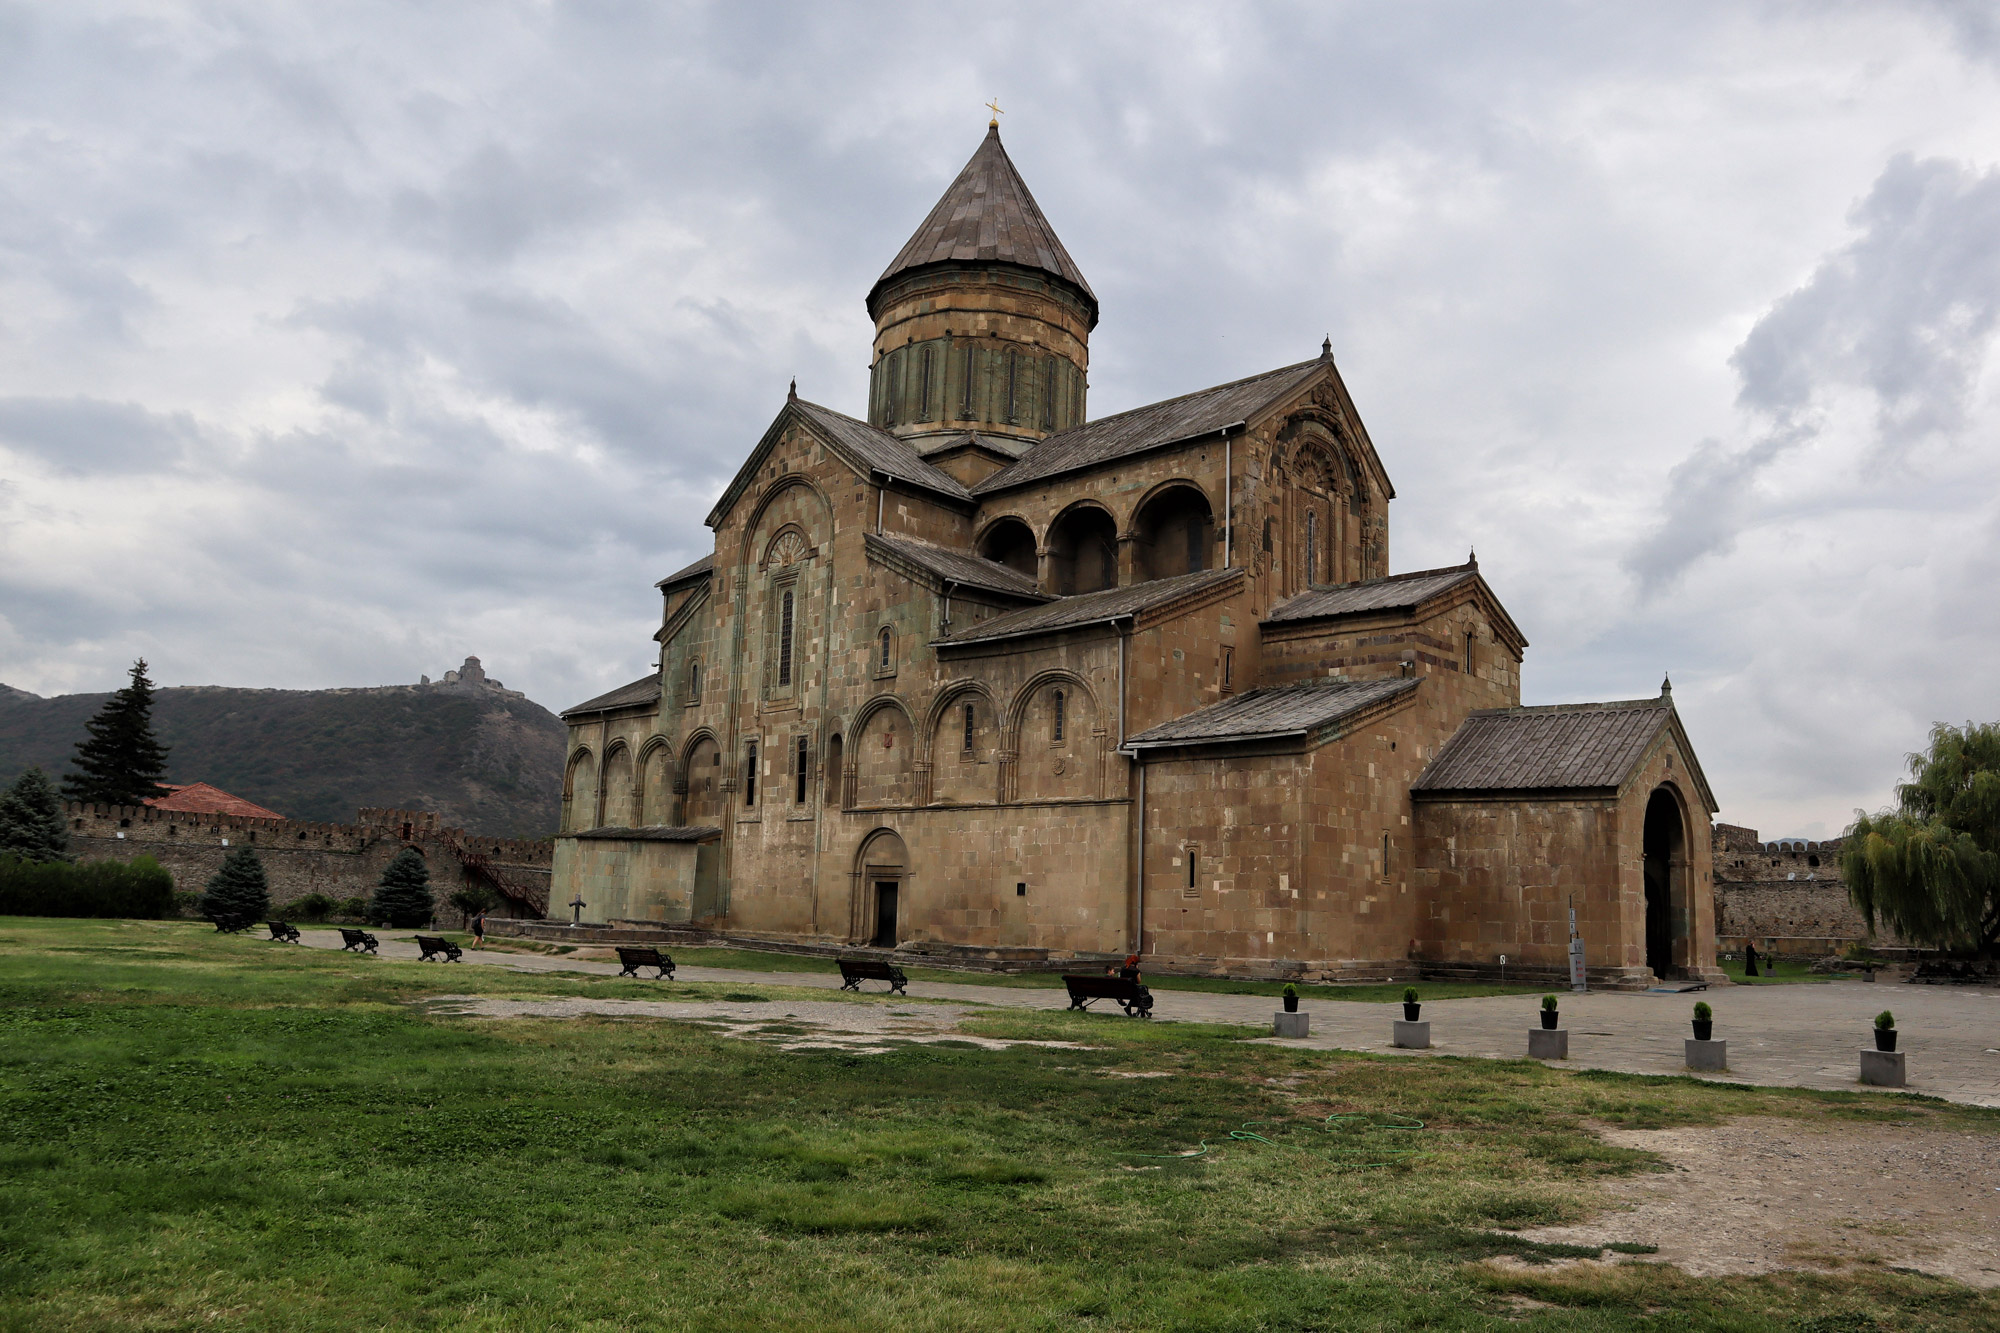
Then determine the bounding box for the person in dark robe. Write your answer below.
[1743,940,1760,978]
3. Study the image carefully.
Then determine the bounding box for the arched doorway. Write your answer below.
[976,517,1038,578]
[1643,786,1685,979]
[855,828,907,947]
[1046,505,1118,595]
[1131,484,1214,581]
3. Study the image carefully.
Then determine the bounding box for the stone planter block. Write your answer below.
[1684,1038,1727,1071]
[1272,1010,1310,1038]
[1859,1048,1906,1088]
[1392,1019,1431,1049]
[1527,1027,1568,1060]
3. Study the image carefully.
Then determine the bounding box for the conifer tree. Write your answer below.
[0,767,71,863]
[1844,721,2000,956]
[199,846,271,924]
[371,847,435,927]
[61,659,172,807]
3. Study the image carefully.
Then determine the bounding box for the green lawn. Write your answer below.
[2,916,1995,1332]
[1714,956,1836,985]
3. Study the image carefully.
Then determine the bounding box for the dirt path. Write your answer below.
[1517,1118,2000,1288]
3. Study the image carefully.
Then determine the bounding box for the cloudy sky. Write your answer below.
[3,2,1997,838]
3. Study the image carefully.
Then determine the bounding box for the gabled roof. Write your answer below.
[972,358,1326,496]
[145,782,284,820]
[562,674,661,720]
[869,125,1096,323]
[1413,695,1717,811]
[865,533,1048,602]
[1264,561,1528,652]
[705,397,972,529]
[936,566,1240,648]
[1126,677,1420,751]
[655,552,713,591]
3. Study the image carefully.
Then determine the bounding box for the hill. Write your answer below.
[0,661,567,838]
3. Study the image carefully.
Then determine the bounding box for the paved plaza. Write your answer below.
[297,930,2000,1107]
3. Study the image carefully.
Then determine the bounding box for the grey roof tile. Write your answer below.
[562,674,661,719]
[972,359,1325,495]
[870,126,1095,314]
[1127,677,1420,748]
[937,567,1240,647]
[865,533,1047,600]
[656,552,714,589]
[1412,700,1674,794]
[1267,564,1479,622]
[572,825,721,842]
[792,400,973,503]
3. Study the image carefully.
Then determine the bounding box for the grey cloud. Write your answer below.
[0,396,197,472]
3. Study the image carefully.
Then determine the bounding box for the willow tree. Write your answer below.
[1843,721,2000,956]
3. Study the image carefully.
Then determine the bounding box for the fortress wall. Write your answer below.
[60,801,552,920]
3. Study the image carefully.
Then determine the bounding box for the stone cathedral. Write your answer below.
[552,123,1723,987]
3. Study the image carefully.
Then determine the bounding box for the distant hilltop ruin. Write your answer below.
[418,655,526,700]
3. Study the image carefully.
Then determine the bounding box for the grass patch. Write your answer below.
[1,916,1996,1331]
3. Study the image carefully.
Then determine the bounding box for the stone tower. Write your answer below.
[865,123,1097,481]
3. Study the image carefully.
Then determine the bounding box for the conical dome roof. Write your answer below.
[869,126,1097,326]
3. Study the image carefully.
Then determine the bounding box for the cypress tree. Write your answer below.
[199,846,271,924]
[371,848,435,927]
[0,767,71,863]
[62,659,172,807]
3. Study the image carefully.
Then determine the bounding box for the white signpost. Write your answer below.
[1568,899,1587,992]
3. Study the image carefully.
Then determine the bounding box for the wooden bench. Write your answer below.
[1061,974,1154,1017]
[210,913,255,934]
[416,935,463,963]
[265,921,301,943]
[616,946,676,980]
[838,957,908,996]
[338,928,379,954]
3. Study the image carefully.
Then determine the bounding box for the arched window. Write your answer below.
[1262,517,1273,553]
[919,346,934,420]
[878,626,893,671]
[962,702,976,753]
[1464,629,1477,676]
[824,734,844,806]
[794,735,809,803]
[743,740,758,807]
[1052,689,1066,743]
[688,660,701,702]
[1305,510,1319,585]
[777,589,795,686]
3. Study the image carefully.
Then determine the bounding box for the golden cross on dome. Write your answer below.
[986,98,1004,127]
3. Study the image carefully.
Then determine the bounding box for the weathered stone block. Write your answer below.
[1684,1038,1727,1071]
[1392,1018,1430,1049]
[1272,1010,1310,1038]
[1527,1027,1568,1060]
[1859,1048,1906,1087]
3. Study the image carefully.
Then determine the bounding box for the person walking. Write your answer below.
[1743,940,1760,978]
[472,911,487,950]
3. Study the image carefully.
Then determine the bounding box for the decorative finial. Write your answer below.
[986,97,1003,128]
[787,378,797,401]
[1660,673,1673,698]
[1320,336,1333,359]
[1467,547,1477,568]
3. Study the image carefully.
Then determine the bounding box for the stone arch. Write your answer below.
[562,747,598,833]
[925,680,1000,804]
[1130,480,1216,580]
[736,475,833,566]
[852,695,916,808]
[1642,782,1693,979]
[637,735,675,826]
[600,740,636,828]
[975,515,1039,577]
[1008,670,1102,801]
[1046,501,1119,595]
[761,522,815,570]
[679,729,724,826]
[853,827,909,947]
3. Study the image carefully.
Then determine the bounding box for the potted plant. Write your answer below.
[1540,994,1560,1029]
[1282,983,1300,1014]
[1873,1009,1896,1052]
[1403,987,1421,1021]
[1691,1000,1713,1042]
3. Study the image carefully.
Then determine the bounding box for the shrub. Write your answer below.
[0,854,175,918]
[447,884,499,919]
[171,889,202,918]
[1693,1001,1712,1021]
[1281,983,1298,999]
[1541,993,1559,1011]
[199,847,271,924]
[1874,1009,1895,1031]
[289,892,336,920]
[371,848,434,927]
[1402,986,1419,1004]
[0,767,70,863]
[335,896,370,921]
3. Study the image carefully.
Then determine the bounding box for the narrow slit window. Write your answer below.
[919,346,933,420]
[878,626,892,671]
[744,741,758,807]
[1006,349,1018,423]
[1464,629,1477,675]
[1305,510,1319,585]
[1052,689,1066,743]
[1222,647,1233,687]
[688,660,701,702]
[1187,851,1198,889]
[794,735,808,804]
[1382,832,1392,875]
[1041,359,1055,429]
[777,589,795,686]
[962,702,975,753]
